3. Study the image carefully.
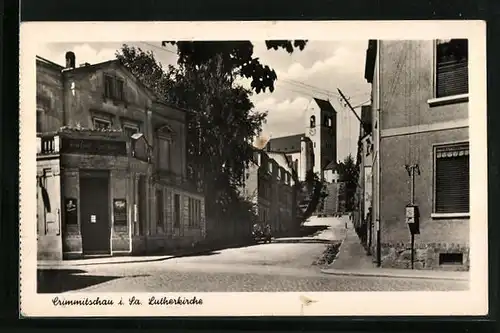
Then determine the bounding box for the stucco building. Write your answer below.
[364,39,469,270]
[240,149,297,235]
[36,52,206,260]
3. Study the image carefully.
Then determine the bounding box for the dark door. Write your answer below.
[80,171,110,255]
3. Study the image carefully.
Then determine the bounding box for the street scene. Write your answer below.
[35,38,470,293]
[37,216,468,293]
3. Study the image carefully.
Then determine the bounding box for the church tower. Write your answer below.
[304,98,337,180]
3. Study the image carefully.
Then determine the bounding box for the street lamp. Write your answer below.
[130,132,153,163]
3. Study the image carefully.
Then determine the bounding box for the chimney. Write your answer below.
[65,51,76,69]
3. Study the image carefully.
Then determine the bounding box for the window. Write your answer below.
[137,175,147,236]
[310,115,316,128]
[156,189,164,231]
[435,39,468,98]
[434,142,469,214]
[93,117,111,130]
[104,75,114,99]
[123,124,139,138]
[174,194,181,228]
[115,79,124,101]
[157,136,172,171]
[104,74,125,101]
[188,198,201,227]
[268,161,273,174]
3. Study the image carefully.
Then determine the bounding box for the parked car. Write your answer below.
[252,223,272,243]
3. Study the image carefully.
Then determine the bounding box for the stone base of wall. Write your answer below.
[38,235,63,260]
[380,242,469,271]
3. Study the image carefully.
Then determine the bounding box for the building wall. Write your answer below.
[37,156,63,260]
[376,40,469,270]
[62,63,152,131]
[36,60,64,132]
[36,57,206,259]
[241,150,296,235]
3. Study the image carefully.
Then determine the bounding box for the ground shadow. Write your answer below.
[37,268,121,293]
[272,238,333,244]
[286,225,330,238]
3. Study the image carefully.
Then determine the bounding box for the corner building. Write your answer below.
[36,52,206,260]
[364,40,469,270]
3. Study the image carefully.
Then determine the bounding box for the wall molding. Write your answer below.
[381,119,469,138]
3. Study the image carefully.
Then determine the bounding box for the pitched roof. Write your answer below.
[313,98,336,112]
[60,59,158,101]
[324,160,340,171]
[265,133,304,153]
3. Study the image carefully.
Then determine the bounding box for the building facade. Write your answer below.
[265,98,338,181]
[365,39,469,270]
[36,52,206,260]
[241,149,297,235]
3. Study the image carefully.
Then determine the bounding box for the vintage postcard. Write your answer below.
[19,20,488,317]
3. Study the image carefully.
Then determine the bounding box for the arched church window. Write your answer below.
[310,115,316,128]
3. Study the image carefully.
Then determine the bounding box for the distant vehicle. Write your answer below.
[252,223,272,243]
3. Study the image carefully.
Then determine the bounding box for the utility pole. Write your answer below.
[337,88,364,126]
[405,164,420,269]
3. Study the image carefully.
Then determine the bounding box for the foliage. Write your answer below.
[162,40,307,94]
[116,41,308,233]
[336,154,359,211]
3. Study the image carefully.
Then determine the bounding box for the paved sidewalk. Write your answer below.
[321,219,469,282]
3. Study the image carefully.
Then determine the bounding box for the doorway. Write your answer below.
[80,170,111,255]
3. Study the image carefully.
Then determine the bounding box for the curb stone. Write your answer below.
[319,269,469,281]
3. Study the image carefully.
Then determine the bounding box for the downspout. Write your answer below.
[375,40,382,267]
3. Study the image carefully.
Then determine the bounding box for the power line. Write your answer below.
[139,42,177,55]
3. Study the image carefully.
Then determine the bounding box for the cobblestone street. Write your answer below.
[37,217,468,293]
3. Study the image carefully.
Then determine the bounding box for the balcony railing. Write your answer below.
[37,135,60,155]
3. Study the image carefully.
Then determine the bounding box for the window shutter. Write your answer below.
[435,144,469,213]
[436,60,468,98]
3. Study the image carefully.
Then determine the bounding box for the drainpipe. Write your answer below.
[375,40,382,267]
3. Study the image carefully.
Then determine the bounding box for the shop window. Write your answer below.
[434,142,469,214]
[174,194,181,228]
[435,39,469,98]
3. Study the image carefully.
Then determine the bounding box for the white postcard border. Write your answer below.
[19,20,488,317]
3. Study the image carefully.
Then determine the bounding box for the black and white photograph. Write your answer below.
[20,21,488,317]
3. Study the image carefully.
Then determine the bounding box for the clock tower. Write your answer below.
[304,98,337,180]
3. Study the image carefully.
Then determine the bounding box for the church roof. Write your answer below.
[313,98,336,112]
[265,133,304,153]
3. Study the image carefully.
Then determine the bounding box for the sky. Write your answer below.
[37,40,371,161]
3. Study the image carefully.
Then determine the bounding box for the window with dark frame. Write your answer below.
[104,74,125,101]
[188,198,201,227]
[104,75,114,99]
[434,142,469,214]
[115,79,124,101]
[436,39,469,98]
[174,194,181,228]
